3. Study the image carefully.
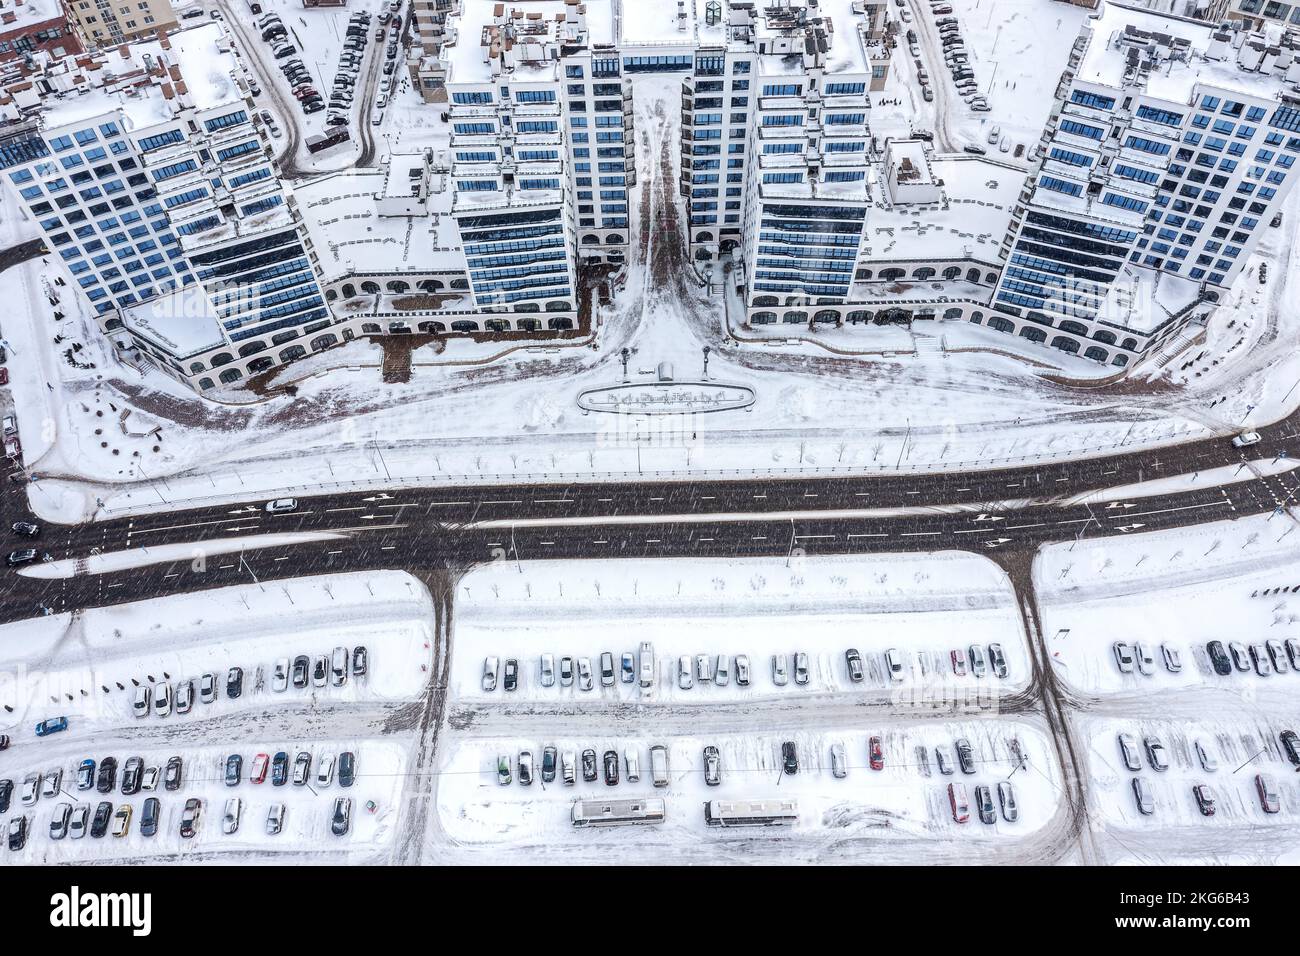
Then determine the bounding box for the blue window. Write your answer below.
[452,91,493,104]
[1071,90,1116,110]
[204,110,249,132]
[453,122,494,135]
[457,180,498,191]
[1048,147,1093,167]
[1060,119,1104,141]
[137,130,185,152]
[1124,136,1171,156]
[1136,105,1181,126]
[1040,175,1083,197]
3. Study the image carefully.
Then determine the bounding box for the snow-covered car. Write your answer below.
[541,746,557,784]
[153,681,172,717]
[793,651,809,685]
[1228,641,1251,672]
[20,773,39,806]
[735,654,750,686]
[175,678,194,713]
[76,759,95,791]
[122,757,144,795]
[503,658,518,691]
[1249,643,1271,676]
[1132,777,1155,815]
[600,652,616,687]
[180,798,202,838]
[714,654,729,687]
[988,643,1008,679]
[481,656,498,692]
[622,653,636,683]
[581,748,598,782]
[967,645,987,678]
[561,750,576,785]
[949,782,970,823]
[975,784,996,824]
[518,750,534,786]
[869,736,885,771]
[1160,644,1182,674]
[1112,641,1135,674]
[997,781,1018,823]
[141,766,159,792]
[1134,643,1156,676]
[540,654,555,687]
[577,657,593,691]
[845,648,864,682]
[884,648,905,681]
[771,653,788,687]
[292,656,310,688]
[49,802,71,840]
[200,672,217,704]
[265,497,298,513]
[695,653,713,684]
[316,753,336,787]
[250,753,269,785]
[559,656,574,687]
[678,655,693,690]
[1195,739,1218,773]
[1117,733,1142,772]
[352,645,368,678]
[1231,431,1261,447]
[293,752,312,786]
[272,659,289,692]
[1143,736,1168,772]
[1267,639,1289,674]
[332,797,352,836]
[935,745,954,776]
[69,804,89,839]
[267,803,285,835]
[132,685,151,718]
[703,745,722,786]
[955,738,975,775]
[41,767,62,798]
[1256,773,1279,813]
[222,798,242,834]
[650,745,669,787]
[331,647,349,686]
[950,649,967,677]
[111,804,132,837]
[1287,638,1300,671]
[312,656,328,688]
[165,756,184,791]
[1193,784,1216,817]
[830,742,848,779]
[225,754,242,786]
[496,754,511,786]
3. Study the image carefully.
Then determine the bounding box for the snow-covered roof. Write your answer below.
[1095,261,1202,334]
[446,0,616,84]
[862,156,1023,262]
[1077,1,1300,105]
[0,0,67,28]
[295,169,467,279]
[121,287,227,358]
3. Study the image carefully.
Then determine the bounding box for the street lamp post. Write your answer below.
[702,346,711,381]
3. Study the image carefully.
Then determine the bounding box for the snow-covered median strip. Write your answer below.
[1062,458,1299,507]
[18,531,350,579]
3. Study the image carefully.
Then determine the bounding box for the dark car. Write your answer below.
[272,751,289,787]
[292,656,309,688]
[602,749,619,786]
[503,658,518,692]
[96,757,118,794]
[955,738,976,775]
[8,814,27,851]
[180,798,201,838]
[541,746,556,784]
[1206,640,1232,677]
[338,751,356,788]
[140,797,161,837]
[6,548,39,566]
[0,735,7,751]
[782,740,799,775]
[1281,730,1300,767]
[0,779,11,814]
[975,784,996,824]
[845,648,864,683]
[331,797,351,836]
[225,754,243,786]
[121,756,143,796]
[351,645,368,677]
[11,521,38,537]
[164,755,183,791]
[91,801,113,838]
[226,667,243,699]
[581,748,598,783]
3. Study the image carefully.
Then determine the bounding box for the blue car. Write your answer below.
[35,716,68,736]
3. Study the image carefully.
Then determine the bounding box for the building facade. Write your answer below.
[62,0,178,47]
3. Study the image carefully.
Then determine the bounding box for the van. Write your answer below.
[1132,777,1155,815]
[638,642,655,687]
[650,745,669,787]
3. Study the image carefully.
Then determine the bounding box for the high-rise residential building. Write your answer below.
[62,0,178,48]
[0,21,330,390]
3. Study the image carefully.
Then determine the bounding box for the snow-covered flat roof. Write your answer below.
[296,169,466,278]
[447,0,616,84]
[121,287,227,358]
[0,0,68,27]
[1095,262,1202,334]
[863,156,1022,262]
[1077,2,1296,104]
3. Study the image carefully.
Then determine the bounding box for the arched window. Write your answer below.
[969,311,984,324]
[545,300,572,311]
[341,283,356,298]
[238,341,266,357]
[548,317,574,330]
[362,323,381,334]
[912,267,935,280]
[199,377,215,390]
[942,267,962,281]
[880,268,905,281]
[782,310,807,324]
[360,281,381,295]
[695,231,714,243]
[988,317,1014,334]
[813,309,840,324]
[189,362,205,374]
[518,318,542,332]
[581,235,600,244]
[605,234,624,244]
[386,280,410,294]
[943,307,963,320]
[1051,335,1080,354]
[279,345,306,362]
[248,357,274,373]
[451,320,478,332]
[1112,353,1130,367]
[210,352,233,367]
[754,295,779,307]
[845,310,870,324]
[1019,326,1046,343]
[485,319,510,332]
[218,367,243,384]
[1084,346,1109,363]
[966,268,981,283]
[1121,338,1138,350]
[1093,330,1117,345]
[751,311,777,324]
[451,278,470,290]
[418,279,445,292]
[1058,320,1089,336]
[271,330,299,345]
[311,334,339,351]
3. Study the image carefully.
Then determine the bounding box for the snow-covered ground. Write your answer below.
[453,552,1031,706]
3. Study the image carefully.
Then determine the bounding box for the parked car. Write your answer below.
[122,757,143,796]
[988,643,1008,679]
[200,672,218,703]
[1112,641,1135,674]
[180,798,202,838]
[541,746,557,784]
[1195,739,1218,773]
[496,753,511,786]
[735,654,751,686]
[91,801,113,838]
[1193,784,1216,817]
[7,549,40,567]
[624,747,640,782]
[140,797,161,837]
[331,797,352,836]
[935,745,954,776]
[1204,640,1232,676]
[352,645,368,678]
[267,803,286,835]
[1134,643,1156,676]
[20,773,38,806]
[41,767,62,798]
[955,738,975,775]
[8,815,28,850]
[1143,736,1168,772]
[1249,643,1271,676]
[11,521,38,537]
[175,678,194,714]
[291,656,310,689]
[949,782,970,823]
[771,653,789,686]
[793,651,810,685]
[50,802,71,840]
[974,784,996,824]
[561,750,576,785]
[226,667,244,699]
[312,656,328,687]
[96,757,118,794]
[225,753,243,786]
[272,751,290,787]
[845,648,864,682]
[339,751,356,788]
[703,745,722,786]
[540,654,555,687]
[222,797,242,835]
[132,684,152,718]
[560,656,574,687]
[153,681,172,718]
[600,652,616,687]
[1117,733,1141,772]
[164,756,183,791]
[581,748,598,783]
[481,656,499,692]
[884,648,905,681]
[504,658,518,691]
[714,654,730,687]
[69,804,89,839]
[968,645,988,678]
[869,736,885,771]
[1161,644,1182,674]
[997,781,1018,822]
[830,742,848,779]
[0,779,10,813]
[1281,729,1300,767]
[272,659,289,692]
[781,740,799,775]
[577,658,593,691]
[76,759,95,791]
[35,716,68,736]
[650,745,669,787]
[950,649,968,677]
[140,766,159,792]
[250,753,270,785]
[695,653,712,684]
[1255,773,1280,813]
[678,655,694,690]
[1267,639,1289,674]
[602,749,619,786]
[1228,641,1251,672]
[517,751,533,786]
[1231,431,1261,448]
[1132,777,1155,815]
[317,754,336,787]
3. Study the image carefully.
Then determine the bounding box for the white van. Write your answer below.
[650,745,669,787]
[638,642,655,688]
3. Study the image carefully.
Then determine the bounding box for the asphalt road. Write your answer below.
[2,404,1298,623]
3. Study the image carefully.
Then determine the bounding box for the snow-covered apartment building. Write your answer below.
[0,22,336,390]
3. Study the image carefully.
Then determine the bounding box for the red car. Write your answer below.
[0,368,8,386]
[868,736,884,771]
[250,753,269,785]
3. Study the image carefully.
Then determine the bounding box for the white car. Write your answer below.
[21,773,40,805]
[677,655,694,690]
[539,653,555,687]
[482,656,499,691]
[267,802,285,835]
[272,659,289,692]
[624,748,640,782]
[41,768,63,798]
[695,654,712,684]
[1134,643,1156,676]
[734,654,750,686]
[317,753,336,787]
[222,797,242,835]
[771,653,789,687]
[1232,431,1261,447]
[1112,641,1135,674]
[714,654,730,687]
[133,684,151,718]
[175,678,194,713]
[884,648,906,682]
[153,681,172,717]
[1160,644,1182,674]
[830,742,848,779]
[577,657,594,691]
[1195,739,1218,773]
[265,497,298,513]
[331,646,349,686]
